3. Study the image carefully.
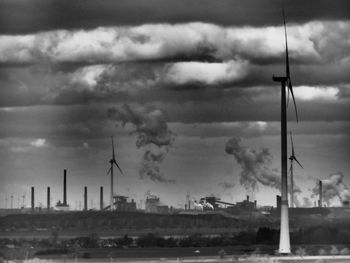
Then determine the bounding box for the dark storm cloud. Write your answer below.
[0,21,338,66]
[1,0,349,34]
[1,21,350,93]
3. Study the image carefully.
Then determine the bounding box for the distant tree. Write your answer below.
[117,235,133,247]
[340,247,350,255]
[295,247,306,257]
[50,230,59,247]
[330,245,339,255]
[256,227,278,244]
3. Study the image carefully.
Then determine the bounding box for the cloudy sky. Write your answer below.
[1,0,350,209]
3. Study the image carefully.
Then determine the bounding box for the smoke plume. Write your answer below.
[225,137,280,191]
[219,181,235,190]
[139,150,175,183]
[108,104,175,183]
[302,197,313,207]
[311,172,350,205]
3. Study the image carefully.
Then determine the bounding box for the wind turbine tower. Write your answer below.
[272,10,299,254]
[107,137,123,210]
[22,193,25,208]
[5,195,8,209]
[289,132,303,208]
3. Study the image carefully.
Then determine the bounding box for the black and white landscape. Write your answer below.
[0,0,350,261]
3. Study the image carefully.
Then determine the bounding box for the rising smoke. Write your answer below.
[302,197,313,207]
[108,104,176,183]
[225,137,280,191]
[219,181,235,190]
[311,172,350,205]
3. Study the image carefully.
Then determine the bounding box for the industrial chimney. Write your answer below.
[84,186,87,211]
[276,195,281,209]
[319,180,322,208]
[47,187,50,211]
[100,186,103,210]
[63,169,67,206]
[31,186,34,211]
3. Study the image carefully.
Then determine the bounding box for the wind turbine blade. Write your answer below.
[283,9,290,79]
[283,9,299,122]
[113,160,123,175]
[290,132,295,157]
[289,81,299,122]
[111,137,115,160]
[287,83,290,108]
[293,156,303,169]
[107,166,111,175]
[288,161,292,175]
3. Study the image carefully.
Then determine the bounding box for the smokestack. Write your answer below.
[84,186,87,211]
[276,195,281,209]
[319,180,322,207]
[100,186,103,210]
[246,195,249,202]
[31,186,34,211]
[63,169,67,206]
[47,187,50,211]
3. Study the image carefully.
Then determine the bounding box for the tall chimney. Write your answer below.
[100,186,103,210]
[63,169,67,206]
[246,195,249,202]
[276,195,281,209]
[31,186,34,211]
[319,180,322,208]
[84,186,87,211]
[47,187,50,211]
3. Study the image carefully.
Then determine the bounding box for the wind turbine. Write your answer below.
[107,137,123,211]
[272,9,299,254]
[289,132,303,208]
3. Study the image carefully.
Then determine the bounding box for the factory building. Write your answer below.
[200,196,220,209]
[145,195,168,213]
[235,195,257,210]
[114,196,137,211]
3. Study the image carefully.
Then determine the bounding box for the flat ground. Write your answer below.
[10,255,350,263]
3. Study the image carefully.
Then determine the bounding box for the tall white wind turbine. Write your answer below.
[272,9,300,254]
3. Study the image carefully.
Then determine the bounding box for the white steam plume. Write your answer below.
[311,172,350,206]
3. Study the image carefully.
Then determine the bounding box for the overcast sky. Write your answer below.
[0,0,350,209]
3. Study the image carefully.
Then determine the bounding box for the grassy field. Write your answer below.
[2,245,350,261]
[6,255,350,263]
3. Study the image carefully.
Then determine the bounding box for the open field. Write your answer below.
[5,255,350,263]
[3,245,350,262]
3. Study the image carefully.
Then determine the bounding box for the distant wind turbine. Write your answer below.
[107,137,123,211]
[272,9,300,254]
[289,132,303,208]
